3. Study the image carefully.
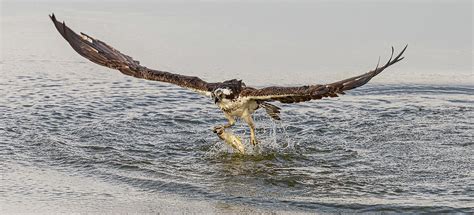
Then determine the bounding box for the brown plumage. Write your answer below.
[239,46,406,103]
[49,14,219,95]
[50,14,407,147]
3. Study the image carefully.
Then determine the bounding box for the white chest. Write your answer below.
[217,98,258,117]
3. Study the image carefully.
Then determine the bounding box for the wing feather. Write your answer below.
[240,45,407,103]
[50,14,215,96]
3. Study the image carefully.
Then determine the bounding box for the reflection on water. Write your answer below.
[1,0,473,213]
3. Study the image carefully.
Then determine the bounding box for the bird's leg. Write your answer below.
[213,112,236,132]
[243,114,258,146]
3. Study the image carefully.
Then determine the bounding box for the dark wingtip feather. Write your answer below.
[49,13,59,26]
[385,46,395,66]
[375,56,381,70]
[392,56,405,64]
[397,44,408,59]
[387,45,408,66]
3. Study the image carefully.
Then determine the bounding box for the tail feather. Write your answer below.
[260,102,281,120]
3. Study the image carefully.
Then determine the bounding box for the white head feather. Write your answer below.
[216,88,232,95]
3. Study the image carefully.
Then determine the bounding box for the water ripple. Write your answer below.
[1,68,473,213]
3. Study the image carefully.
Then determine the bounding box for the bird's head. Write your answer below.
[211,88,232,104]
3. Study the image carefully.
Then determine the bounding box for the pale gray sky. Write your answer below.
[1,0,472,85]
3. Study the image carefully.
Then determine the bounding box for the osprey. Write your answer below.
[50,14,407,146]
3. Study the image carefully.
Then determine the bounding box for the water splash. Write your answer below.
[204,112,298,156]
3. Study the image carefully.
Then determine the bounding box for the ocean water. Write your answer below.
[1,0,473,213]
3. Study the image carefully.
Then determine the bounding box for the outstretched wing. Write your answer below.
[49,14,215,96]
[240,45,407,103]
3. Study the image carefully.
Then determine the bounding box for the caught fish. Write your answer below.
[213,127,245,154]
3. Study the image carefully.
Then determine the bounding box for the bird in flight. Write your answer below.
[50,14,407,146]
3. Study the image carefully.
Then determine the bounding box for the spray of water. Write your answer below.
[205,111,296,157]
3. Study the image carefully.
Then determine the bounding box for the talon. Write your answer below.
[213,125,225,135]
[251,138,259,146]
[212,125,223,132]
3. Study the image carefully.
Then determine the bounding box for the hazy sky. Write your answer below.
[1,0,472,85]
